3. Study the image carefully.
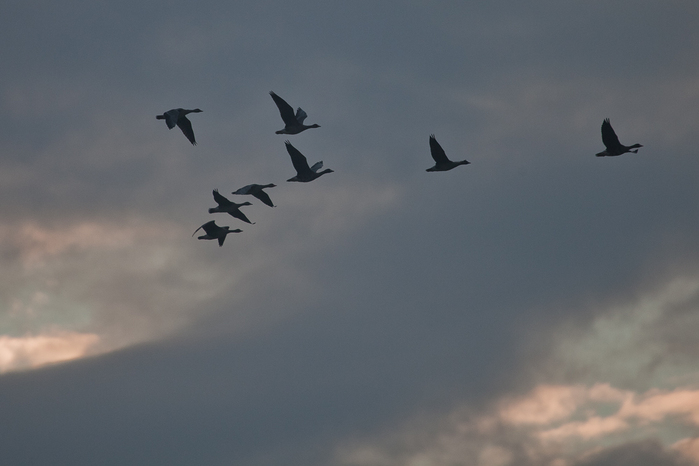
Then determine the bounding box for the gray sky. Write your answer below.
[1,1,699,465]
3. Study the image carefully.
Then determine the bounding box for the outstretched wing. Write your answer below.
[212,189,232,207]
[270,92,298,126]
[229,209,254,224]
[429,134,451,164]
[285,141,312,176]
[295,107,308,124]
[177,116,197,145]
[309,161,324,173]
[193,220,217,236]
[232,184,254,195]
[164,109,180,129]
[253,190,274,207]
[601,118,622,150]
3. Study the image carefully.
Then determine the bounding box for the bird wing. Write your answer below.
[270,92,298,126]
[177,116,197,145]
[164,109,180,129]
[295,107,308,124]
[285,141,312,175]
[601,119,622,150]
[212,189,232,207]
[253,190,274,207]
[429,134,451,164]
[309,161,324,173]
[229,208,253,224]
[232,184,254,195]
[193,220,218,236]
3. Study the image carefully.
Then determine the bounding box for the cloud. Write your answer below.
[674,438,699,464]
[330,275,699,466]
[538,416,629,443]
[499,385,595,426]
[0,331,99,372]
[0,1,698,465]
[334,382,699,466]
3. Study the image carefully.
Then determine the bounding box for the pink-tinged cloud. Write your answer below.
[0,332,99,372]
[538,415,629,442]
[11,220,167,268]
[498,385,584,425]
[498,383,633,427]
[619,389,699,425]
[499,383,699,445]
[673,437,699,464]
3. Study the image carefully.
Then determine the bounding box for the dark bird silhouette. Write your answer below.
[270,91,320,135]
[192,220,241,247]
[596,118,643,157]
[208,189,255,224]
[426,135,470,172]
[232,183,277,207]
[156,108,202,145]
[284,141,334,182]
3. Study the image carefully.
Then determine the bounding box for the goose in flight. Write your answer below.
[232,183,277,207]
[192,220,241,247]
[596,118,643,157]
[208,189,255,224]
[284,141,334,182]
[426,135,470,172]
[156,108,202,145]
[270,91,320,135]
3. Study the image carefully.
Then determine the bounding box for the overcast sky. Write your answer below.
[1,1,699,465]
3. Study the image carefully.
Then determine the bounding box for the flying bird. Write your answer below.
[156,108,202,145]
[270,91,320,135]
[192,220,241,247]
[596,118,643,157]
[284,141,334,182]
[426,135,470,172]
[208,189,255,224]
[232,183,277,207]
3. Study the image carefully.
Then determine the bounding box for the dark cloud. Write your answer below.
[0,295,519,466]
[0,0,698,465]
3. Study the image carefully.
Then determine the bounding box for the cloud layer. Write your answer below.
[0,1,698,465]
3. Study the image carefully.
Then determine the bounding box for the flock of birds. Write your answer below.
[157,93,643,246]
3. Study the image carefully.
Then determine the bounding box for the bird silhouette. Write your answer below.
[232,183,277,207]
[156,108,202,145]
[192,220,241,247]
[208,189,255,224]
[284,141,334,182]
[270,91,320,135]
[596,118,643,157]
[426,135,470,172]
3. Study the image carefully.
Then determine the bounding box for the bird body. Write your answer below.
[270,91,320,135]
[192,220,241,247]
[208,189,254,224]
[284,141,334,182]
[232,183,277,207]
[156,108,202,145]
[426,135,470,172]
[596,118,642,157]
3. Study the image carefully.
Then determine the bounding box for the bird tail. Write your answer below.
[208,208,218,214]
[595,150,608,157]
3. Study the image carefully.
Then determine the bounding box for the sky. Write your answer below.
[0,1,699,465]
